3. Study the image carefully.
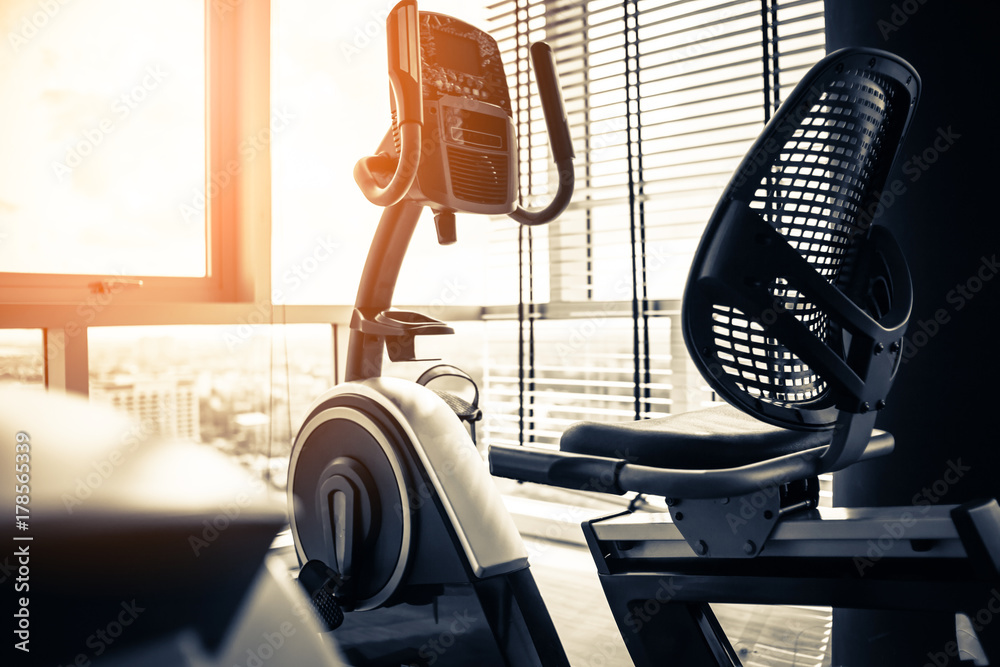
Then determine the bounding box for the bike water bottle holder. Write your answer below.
[350,308,455,362]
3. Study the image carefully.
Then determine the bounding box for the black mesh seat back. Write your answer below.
[683,48,919,432]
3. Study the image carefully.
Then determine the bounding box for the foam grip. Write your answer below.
[386,0,423,126]
[530,42,574,164]
[488,444,626,494]
[353,153,395,191]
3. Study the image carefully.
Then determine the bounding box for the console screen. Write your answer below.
[433,31,482,76]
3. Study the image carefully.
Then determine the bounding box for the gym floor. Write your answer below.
[503,481,832,667]
[526,538,832,667]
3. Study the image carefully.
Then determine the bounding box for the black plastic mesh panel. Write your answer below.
[447,145,509,204]
[712,67,898,409]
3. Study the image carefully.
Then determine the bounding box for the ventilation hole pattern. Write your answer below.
[447,145,509,205]
[716,68,898,408]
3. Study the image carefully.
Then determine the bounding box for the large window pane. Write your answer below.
[270,0,497,306]
[0,329,44,388]
[0,0,205,277]
[88,324,335,488]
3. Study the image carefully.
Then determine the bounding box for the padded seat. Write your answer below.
[560,403,892,470]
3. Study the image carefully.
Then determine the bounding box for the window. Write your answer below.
[0,0,205,278]
[481,0,827,449]
[0,0,270,305]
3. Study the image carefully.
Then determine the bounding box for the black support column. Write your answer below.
[825,2,999,665]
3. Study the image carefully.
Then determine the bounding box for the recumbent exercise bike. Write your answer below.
[287,2,1000,664]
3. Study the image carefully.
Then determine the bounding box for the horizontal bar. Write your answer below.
[591,503,966,560]
[0,303,483,329]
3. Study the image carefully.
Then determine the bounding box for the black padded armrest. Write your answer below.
[489,445,626,495]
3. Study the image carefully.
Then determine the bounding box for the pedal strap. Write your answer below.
[415,364,482,424]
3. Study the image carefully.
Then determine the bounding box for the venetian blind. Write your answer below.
[482,0,826,448]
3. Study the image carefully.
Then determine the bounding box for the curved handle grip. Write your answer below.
[354,0,424,207]
[509,42,575,226]
[530,42,574,166]
[354,123,422,207]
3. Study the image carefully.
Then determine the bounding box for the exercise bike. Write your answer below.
[287,2,573,665]
[287,2,1000,664]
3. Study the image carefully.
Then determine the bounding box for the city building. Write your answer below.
[91,374,200,442]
